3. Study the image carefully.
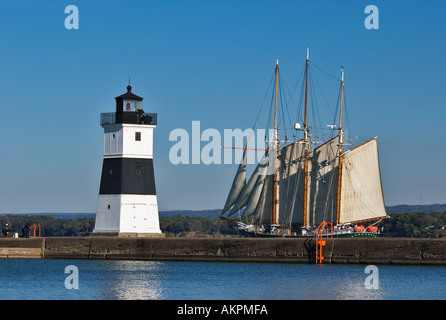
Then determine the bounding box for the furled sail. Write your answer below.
[221,149,247,214]
[338,138,387,224]
[307,136,340,226]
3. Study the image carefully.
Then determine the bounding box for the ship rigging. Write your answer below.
[220,49,388,237]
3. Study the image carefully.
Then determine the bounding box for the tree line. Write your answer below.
[0,214,238,237]
[0,215,95,237]
[380,211,446,238]
[1,211,445,238]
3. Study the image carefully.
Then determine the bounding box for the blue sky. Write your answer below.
[0,0,445,213]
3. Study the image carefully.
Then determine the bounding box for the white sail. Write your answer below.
[243,170,267,219]
[221,149,247,214]
[339,138,387,224]
[255,173,274,225]
[277,141,306,225]
[228,153,266,216]
[307,136,340,226]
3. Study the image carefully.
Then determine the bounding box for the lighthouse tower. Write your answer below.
[93,85,163,237]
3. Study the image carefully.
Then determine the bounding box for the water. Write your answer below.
[0,259,444,300]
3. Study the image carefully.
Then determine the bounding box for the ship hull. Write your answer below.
[334,231,379,238]
[238,228,380,238]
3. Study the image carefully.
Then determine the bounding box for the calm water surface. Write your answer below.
[0,259,444,300]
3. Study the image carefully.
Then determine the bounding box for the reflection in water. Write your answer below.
[306,265,383,300]
[99,261,164,300]
[96,261,382,300]
[332,274,383,300]
[234,263,385,300]
[0,259,444,300]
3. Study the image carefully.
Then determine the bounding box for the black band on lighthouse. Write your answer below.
[99,158,156,195]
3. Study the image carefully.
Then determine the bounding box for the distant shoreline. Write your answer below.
[2,203,446,219]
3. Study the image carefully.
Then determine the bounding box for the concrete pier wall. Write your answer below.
[1,237,446,265]
[0,238,44,259]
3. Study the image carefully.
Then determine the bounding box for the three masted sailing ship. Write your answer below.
[220,49,388,237]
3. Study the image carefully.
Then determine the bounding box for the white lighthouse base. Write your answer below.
[93,194,164,237]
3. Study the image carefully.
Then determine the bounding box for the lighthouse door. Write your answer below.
[132,204,149,232]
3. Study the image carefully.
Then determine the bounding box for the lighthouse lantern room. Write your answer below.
[93,85,164,237]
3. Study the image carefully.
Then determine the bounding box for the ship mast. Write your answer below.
[303,47,310,227]
[272,60,279,225]
[336,67,345,225]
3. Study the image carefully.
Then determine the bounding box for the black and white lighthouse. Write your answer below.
[93,85,163,237]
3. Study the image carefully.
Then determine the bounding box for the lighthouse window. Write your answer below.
[135,132,141,141]
[124,100,135,111]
